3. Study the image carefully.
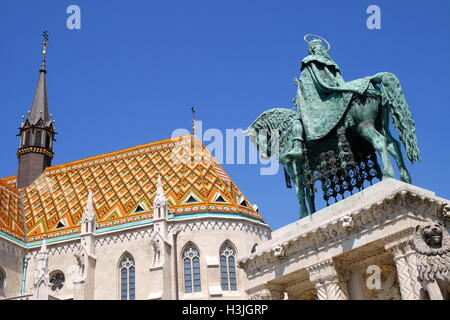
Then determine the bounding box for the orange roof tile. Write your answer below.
[0,179,25,241]
[1,136,263,242]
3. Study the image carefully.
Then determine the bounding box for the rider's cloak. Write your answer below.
[298,53,372,141]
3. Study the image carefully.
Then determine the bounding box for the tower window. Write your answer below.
[220,243,237,291]
[183,245,201,293]
[35,130,42,147]
[45,133,51,149]
[24,131,31,147]
[119,254,135,300]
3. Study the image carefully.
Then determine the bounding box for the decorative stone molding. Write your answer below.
[306,259,349,300]
[247,284,283,300]
[96,229,152,246]
[168,219,271,238]
[28,242,81,259]
[248,288,272,300]
[239,188,449,275]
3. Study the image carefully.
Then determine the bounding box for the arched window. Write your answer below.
[35,130,42,147]
[119,254,135,300]
[182,245,201,293]
[24,131,31,147]
[220,243,237,291]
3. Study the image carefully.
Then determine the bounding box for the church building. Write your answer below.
[0,40,270,300]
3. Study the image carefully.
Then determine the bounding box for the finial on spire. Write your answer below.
[191,107,196,136]
[41,31,49,71]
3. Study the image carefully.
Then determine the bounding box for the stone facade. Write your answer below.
[0,218,270,301]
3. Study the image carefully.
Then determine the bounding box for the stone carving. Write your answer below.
[239,189,447,275]
[339,215,355,231]
[74,249,87,282]
[272,245,285,259]
[151,238,162,266]
[442,204,450,220]
[248,288,272,300]
[414,222,450,300]
[306,259,349,300]
[32,239,50,300]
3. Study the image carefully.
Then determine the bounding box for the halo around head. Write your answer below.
[303,34,331,52]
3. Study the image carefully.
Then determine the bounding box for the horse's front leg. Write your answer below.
[295,182,308,219]
[284,160,308,219]
[306,185,316,214]
[357,120,395,179]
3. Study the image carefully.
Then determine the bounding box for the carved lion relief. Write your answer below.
[414,222,450,300]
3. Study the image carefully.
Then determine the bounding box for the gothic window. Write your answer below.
[35,130,42,147]
[119,254,135,300]
[220,243,237,291]
[45,133,51,149]
[183,245,201,293]
[24,131,31,147]
[49,270,65,292]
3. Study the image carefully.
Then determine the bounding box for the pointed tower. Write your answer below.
[32,239,50,300]
[153,175,169,228]
[17,31,56,189]
[73,189,97,300]
[148,174,174,300]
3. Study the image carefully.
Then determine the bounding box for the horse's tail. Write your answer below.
[380,73,421,163]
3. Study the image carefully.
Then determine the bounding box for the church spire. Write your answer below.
[16,32,56,189]
[28,31,50,126]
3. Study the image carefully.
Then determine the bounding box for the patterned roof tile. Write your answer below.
[0,136,263,242]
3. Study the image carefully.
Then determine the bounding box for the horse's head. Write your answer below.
[244,117,271,160]
[245,108,296,160]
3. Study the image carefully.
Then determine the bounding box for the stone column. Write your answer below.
[385,237,420,300]
[348,270,365,300]
[306,259,349,300]
[403,241,422,298]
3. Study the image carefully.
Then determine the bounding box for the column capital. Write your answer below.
[385,235,415,259]
[306,259,339,284]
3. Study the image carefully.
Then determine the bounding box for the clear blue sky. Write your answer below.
[1,0,449,229]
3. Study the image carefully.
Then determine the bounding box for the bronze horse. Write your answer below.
[246,72,420,218]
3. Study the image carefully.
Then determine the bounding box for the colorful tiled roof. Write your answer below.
[0,136,263,243]
[0,179,25,241]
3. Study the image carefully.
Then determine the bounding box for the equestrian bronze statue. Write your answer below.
[246,35,420,219]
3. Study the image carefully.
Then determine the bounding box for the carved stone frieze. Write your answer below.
[239,189,449,275]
